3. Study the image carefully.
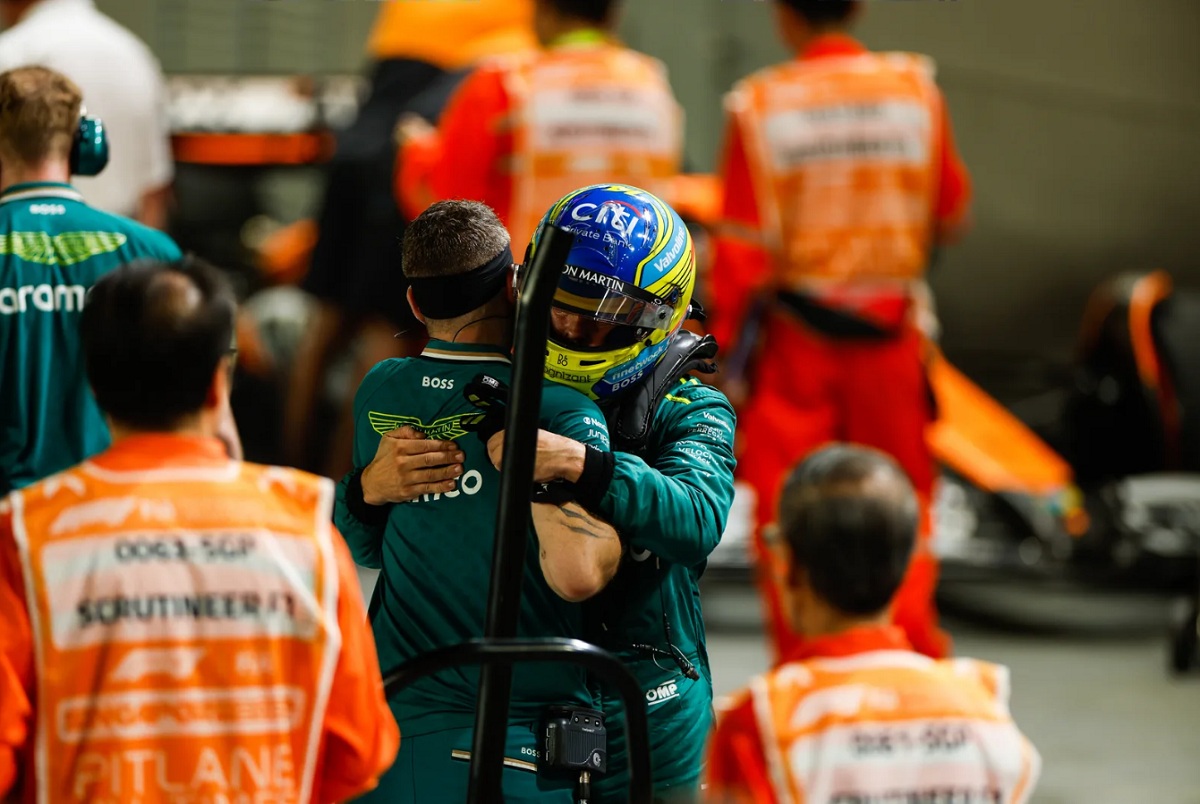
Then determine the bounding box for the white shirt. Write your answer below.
[0,0,173,218]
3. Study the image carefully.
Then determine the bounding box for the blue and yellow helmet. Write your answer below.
[527,184,697,400]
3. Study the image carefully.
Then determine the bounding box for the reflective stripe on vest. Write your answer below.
[504,45,684,253]
[10,461,341,804]
[750,651,1040,803]
[730,52,942,294]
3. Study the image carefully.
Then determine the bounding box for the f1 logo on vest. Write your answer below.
[0,283,87,315]
[570,201,640,239]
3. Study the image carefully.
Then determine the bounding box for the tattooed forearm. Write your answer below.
[557,504,617,540]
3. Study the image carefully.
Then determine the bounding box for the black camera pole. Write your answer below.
[468,224,577,801]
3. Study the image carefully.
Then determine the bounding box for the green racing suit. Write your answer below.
[584,332,737,802]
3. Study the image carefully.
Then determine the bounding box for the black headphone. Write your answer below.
[70,107,109,176]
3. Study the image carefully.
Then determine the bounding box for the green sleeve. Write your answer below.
[542,387,611,451]
[332,362,396,569]
[600,378,737,568]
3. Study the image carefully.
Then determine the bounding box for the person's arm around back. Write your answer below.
[531,498,622,602]
[315,529,400,803]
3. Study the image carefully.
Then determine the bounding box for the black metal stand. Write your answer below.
[468,224,576,798]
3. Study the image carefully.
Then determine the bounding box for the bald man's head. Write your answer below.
[778,444,919,616]
[82,258,236,430]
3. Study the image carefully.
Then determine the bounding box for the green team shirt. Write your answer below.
[334,339,613,737]
[592,376,738,683]
[0,183,181,493]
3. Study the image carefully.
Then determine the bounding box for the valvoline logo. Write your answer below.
[645,228,687,280]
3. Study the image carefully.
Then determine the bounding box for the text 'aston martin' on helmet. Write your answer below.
[525,184,697,400]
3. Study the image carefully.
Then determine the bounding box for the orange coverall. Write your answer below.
[0,434,399,803]
[711,34,972,662]
[704,624,1040,803]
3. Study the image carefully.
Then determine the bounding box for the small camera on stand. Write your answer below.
[543,706,607,803]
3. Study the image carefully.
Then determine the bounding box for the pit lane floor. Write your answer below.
[701,580,1200,804]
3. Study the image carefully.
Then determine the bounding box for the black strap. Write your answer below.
[608,330,719,455]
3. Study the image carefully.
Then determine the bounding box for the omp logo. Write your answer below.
[56,686,305,742]
[368,410,483,441]
[0,230,127,265]
[645,681,679,707]
[0,283,86,315]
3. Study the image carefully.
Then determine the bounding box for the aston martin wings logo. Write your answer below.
[368,411,486,441]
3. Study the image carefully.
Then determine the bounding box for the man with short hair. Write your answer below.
[704,444,1040,803]
[397,0,684,255]
[0,66,182,494]
[0,0,174,227]
[710,0,973,662]
[0,258,399,803]
[336,199,623,803]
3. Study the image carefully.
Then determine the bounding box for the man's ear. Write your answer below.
[205,354,233,410]
[506,265,519,304]
[407,287,426,324]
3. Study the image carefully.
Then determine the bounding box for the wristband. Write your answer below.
[531,482,577,506]
[573,446,614,512]
[346,467,391,526]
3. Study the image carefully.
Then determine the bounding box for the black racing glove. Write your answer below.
[461,372,510,445]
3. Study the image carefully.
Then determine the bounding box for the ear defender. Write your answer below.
[70,110,109,177]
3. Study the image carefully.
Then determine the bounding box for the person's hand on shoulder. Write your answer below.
[361,426,465,503]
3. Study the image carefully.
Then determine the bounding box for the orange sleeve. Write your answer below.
[709,110,772,360]
[314,527,400,804]
[397,66,513,223]
[704,692,777,804]
[0,503,34,800]
[934,93,972,239]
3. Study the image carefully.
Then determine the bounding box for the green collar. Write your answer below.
[548,28,610,49]
[421,339,511,363]
[0,181,82,205]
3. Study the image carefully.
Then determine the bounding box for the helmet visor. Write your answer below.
[552,266,676,332]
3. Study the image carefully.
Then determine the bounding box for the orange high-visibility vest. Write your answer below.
[502,44,684,254]
[749,651,1041,803]
[8,458,344,803]
[726,53,943,297]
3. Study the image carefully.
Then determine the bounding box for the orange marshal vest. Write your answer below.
[726,52,943,327]
[748,650,1040,803]
[502,43,684,254]
[7,458,342,803]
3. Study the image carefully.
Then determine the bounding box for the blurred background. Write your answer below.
[5,1,1198,801]
[38,0,1200,392]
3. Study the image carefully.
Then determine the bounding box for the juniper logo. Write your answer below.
[0,284,87,315]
